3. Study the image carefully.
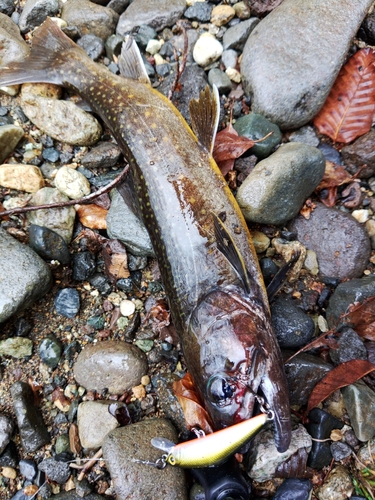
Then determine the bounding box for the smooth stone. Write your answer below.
[55,434,70,454]
[236,143,325,225]
[330,441,352,461]
[117,0,186,36]
[73,340,148,394]
[55,288,80,318]
[318,143,342,165]
[0,125,24,164]
[19,459,37,480]
[207,68,232,95]
[27,187,76,243]
[241,0,373,129]
[11,382,50,453]
[105,34,124,61]
[315,465,353,500]
[0,14,29,66]
[77,33,104,61]
[0,415,13,454]
[329,328,367,365]
[304,249,319,275]
[246,425,312,482]
[120,299,136,317]
[0,164,44,192]
[233,112,282,159]
[251,230,270,254]
[271,297,315,348]
[184,2,212,22]
[134,24,158,50]
[210,4,235,26]
[145,39,162,55]
[61,0,119,40]
[55,166,91,200]
[42,147,59,162]
[341,129,375,178]
[247,0,282,16]
[284,352,333,406]
[102,419,187,499]
[38,457,70,484]
[0,228,52,323]
[260,257,279,285]
[28,224,71,264]
[77,401,122,449]
[274,478,313,500]
[193,32,223,67]
[39,334,62,368]
[72,251,96,281]
[288,203,371,279]
[106,188,154,257]
[18,0,59,33]
[0,337,33,358]
[221,48,238,69]
[289,126,320,147]
[233,1,251,20]
[222,17,259,51]
[342,381,375,442]
[81,142,121,169]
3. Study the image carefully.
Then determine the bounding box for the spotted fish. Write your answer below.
[0,18,291,452]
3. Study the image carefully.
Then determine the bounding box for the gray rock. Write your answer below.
[0,415,13,455]
[0,337,33,358]
[329,328,367,365]
[330,441,352,461]
[0,13,29,66]
[271,297,315,348]
[207,68,232,95]
[39,334,62,368]
[38,457,71,484]
[0,0,15,15]
[55,434,70,454]
[0,125,24,164]
[288,203,371,280]
[241,0,373,130]
[19,459,37,480]
[342,381,375,442]
[222,17,259,51]
[77,33,104,61]
[221,49,238,69]
[341,129,375,178]
[236,143,325,225]
[55,288,80,318]
[0,228,52,324]
[11,381,50,453]
[117,0,186,36]
[233,112,282,159]
[28,224,71,265]
[77,401,122,449]
[107,188,154,257]
[18,0,59,34]
[274,479,313,500]
[184,2,212,22]
[81,142,121,169]
[73,340,148,394]
[102,419,187,500]
[289,126,320,147]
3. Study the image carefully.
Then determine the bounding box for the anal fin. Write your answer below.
[118,36,150,84]
[189,85,220,154]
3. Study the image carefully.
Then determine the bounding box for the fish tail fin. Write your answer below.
[0,18,80,87]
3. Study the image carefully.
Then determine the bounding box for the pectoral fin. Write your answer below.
[118,36,150,84]
[189,85,220,154]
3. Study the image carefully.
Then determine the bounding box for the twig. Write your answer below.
[75,448,103,481]
[168,20,189,100]
[0,165,129,218]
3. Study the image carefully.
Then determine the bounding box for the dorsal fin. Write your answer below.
[118,36,150,84]
[189,85,220,154]
[213,213,252,294]
[266,250,301,302]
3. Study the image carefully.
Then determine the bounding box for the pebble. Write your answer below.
[0,337,33,358]
[0,227,52,323]
[221,48,238,69]
[42,147,59,162]
[0,164,44,192]
[134,24,158,50]
[226,67,241,83]
[272,239,306,282]
[274,479,313,500]
[330,441,352,461]
[0,415,13,455]
[193,32,223,67]
[19,459,37,480]
[76,34,104,61]
[54,288,80,318]
[77,401,122,449]
[236,143,325,225]
[222,17,259,51]
[246,425,312,482]
[271,297,315,348]
[72,251,96,281]
[39,334,62,368]
[315,465,353,500]
[120,299,136,317]
[0,441,17,468]
[0,14,29,66]
[288,203,371,279]
[352,209,369,223]
[38,457,70,484]
[73,340,148,394]
[89,273,112,295]
[28,224,71,264]
[0,125,24,164]
[233,1,251,20]
[210,4,235,26]
[289,126,320,147]
[303,249,319,275]
[329,328,367,365]
[81,141,121,169]
[342,381,375,442]
[27,187,76,243]
[102,418,187,499]
[341,129,375,178]
[11,382,50,453]
[233,112,282,159]
[117,0,186,36]
[357,437,375,467]
[61,0,118,40]
[184,2,212,22]
[207,68,232,94]
[145,39,162,55]
[251,230,270,254]
[241,0,373,129]
[318,143,342,165]
[18,0,59,33]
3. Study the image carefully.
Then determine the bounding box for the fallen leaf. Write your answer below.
[307,359,375,413]
[213,123,255,176]
[314,48,375,143]
[102,239,130,283]
[344,296,375,340]
[69,423,82,455]
[76,204,107,229]
[315,161,352,207]
[173,373,214,435]
[299,199,316,219]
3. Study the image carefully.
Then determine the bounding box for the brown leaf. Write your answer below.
[314,48,375,143]
[307,360,375,413]
[69,423,82,455]
[102,239,130,283]
[213,123,255,175]
[173,373,214,434]
[76,204,107,229]
[315,161,352,207]
[344,296,375,340]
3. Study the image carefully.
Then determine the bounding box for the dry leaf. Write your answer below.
[76,204,107,229]
[344,296,375,340]
[315,161,352,207]
[213,123,255,176]
[307,359,375,413]
[102,239,130,283]
[69,423,82,454]
[314,48,375,143]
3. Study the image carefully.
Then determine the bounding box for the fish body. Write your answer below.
[0,19,291,452]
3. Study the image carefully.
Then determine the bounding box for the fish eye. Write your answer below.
[207,374,235,407]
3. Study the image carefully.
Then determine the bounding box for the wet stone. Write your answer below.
[222,17,259,51]
[39,334,62,368]
[271,298,315,349]
[0,337,33,358]
[11,382,50,453]
[134,24,158,49]
[77,34,105,61]
[18,0,59,33]
[329,328,367,365]
[0,125,24,164]
[315,465,353,500]
[330,441,352,461]
[341,129,375,178]
[72,251,96,281]
[54,288,80,318]
[260,257,279,285]
[89,273,112,295]
[28,224,71,264]
[0,415,13,455]
[0,440,17,468]
[208,68,232,95]
[318,143,342,165]
[274,478,313,500]
[184,2,212,22]
[81,141,121,169]
[342,381,375,442]
[233,112,282,159]
[289,126,319,147]
[19,459,37,480]
[105,34,124,61]
[38,457,70,484]
[77,401,122,449]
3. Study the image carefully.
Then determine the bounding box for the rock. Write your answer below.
[341,129,375,178]
[210,4,235,26]
[11,382,50,453]
[106,188,154,257]
[247,0,283,16]
[47,492,103,500]
[241,0,373,129]
[39,334,62,368]
[274,479,313,500]
[117,0,186,36]
[0,338,33,358]
[18,0,59,33]
[184,2,212,22]
[0,14,29,66]
[304,249,319,275]
[246,425,312,482]
[102,419,187,499]
[0,228,52,323]
[272,239,306,282]
[236,143,325,225]
[28,224,71,264]
[77,34,105,61]
[120,299,136,317]
[0,0,15,16]
[357,437,375,467]
[55,434,70,454]
[223,17,259,51]
[284,353,333,406]
[38,457,71,484]
[27,187,76,243]
[72,252,96,281]
[146,39,162,55]
[19,459,37,480]
[0,164,44,192]
[77,401,122,449]
[251,230,270,254]
[342,381,375,442]
[330,441,352,461]
[271,297,315,348]
[315,465,353,500]
[134,24,158,50]
[0,125,24,164]
[221,49,238,69]
[329,328,367,365]
[207,68,232,94]
[61,0,119,40]
[89,273,112,295]
[193,33,223,67]
[81,142,121,169]
[0,440,18,468]
[0,415,13,455]
[55,288,80,318]
[288,203,371,279]
[233,113,282,159]
[73,340,148,394]
[318,143,342,164]
[289,126,320,147]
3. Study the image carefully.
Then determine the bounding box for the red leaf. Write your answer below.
[315,161,352,207]
[344,296,375,340]
[102,239,130,283]
[307,360,375,413]
[213,123,255,175]
[314,48,375,143]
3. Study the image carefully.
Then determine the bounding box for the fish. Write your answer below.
[0,18,291,452]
